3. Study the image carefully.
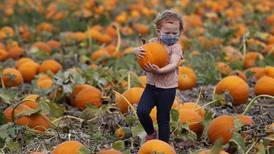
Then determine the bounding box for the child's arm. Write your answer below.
[144,44,183,74]
[158,53,182,74]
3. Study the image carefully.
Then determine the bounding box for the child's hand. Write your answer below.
[133,47,146,59]
[144,63,162,74]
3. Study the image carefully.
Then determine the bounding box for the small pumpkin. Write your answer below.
[132,23,149,35]
[2,68,23,87]
[197,149,228,154]
[138,75,147,87]
[22,94,40,109]
[90,48,110,61]
[178,66,197,90]
[216,62,232,75]
[244,67,265,79]
[36,75,53,89]
[264,66,274,78]
[0,49,8,61]
[138,139,176,154]
[230,70,247,81]
[215,76,249,105]
[18,61,40,82]
[39,59,62,74]
[115,127,132,140]
[98,149,123,154]
[137,42,169,70]
[32,42,51,54]
[46,40,60,51]
[243,52,263,68]
[7,46,24,59]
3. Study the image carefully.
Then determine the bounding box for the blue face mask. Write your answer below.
[160,33,180,46]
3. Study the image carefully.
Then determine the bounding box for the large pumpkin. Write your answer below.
[255,76,274,96]
[29,114,51,132]
[138,139,176,154]
[3,104,32,126]
[70,84,94,103]
[179,109,203,134]
[176,102,205,119]
[15,57,34,68]
[52,141,88,154]
[115,87,144,113]
[4,104,52,132]
[207,115,254,144]
[215,76,249,105]
[73,86,102,109]
[137,42,169,69]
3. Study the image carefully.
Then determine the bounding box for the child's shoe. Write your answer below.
[144,130,158,142]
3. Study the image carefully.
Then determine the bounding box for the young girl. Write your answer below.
[134,9,184,143]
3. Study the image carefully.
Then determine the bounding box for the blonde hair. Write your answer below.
[153,9,184,32]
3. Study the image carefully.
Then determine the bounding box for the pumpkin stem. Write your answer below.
[101,96,111,101]
[194,99,219,112]
[1,76,5,89]
[52,115,84,125]
[112,89,138,118]
[242,31,249,60]
[113,23,121,56]
[244,139,259,154]
[127,72,131,90]
[195,87,203,104]
[242,94,274,115]
[212,86,216,101]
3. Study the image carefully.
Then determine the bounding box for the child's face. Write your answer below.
[157,21,180,37]
[157,20,181,46]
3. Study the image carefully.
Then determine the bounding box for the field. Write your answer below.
[0,0,274,154]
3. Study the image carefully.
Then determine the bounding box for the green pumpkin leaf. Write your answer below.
[171,109,179,122]
[79,146,91,154]
[46,101,65,118]
[112,140,125,151]
[15,108,41,119]
[211,138,223,154]
[229,132,246,153]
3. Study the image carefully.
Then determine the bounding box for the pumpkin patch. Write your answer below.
[0,0,273,153]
